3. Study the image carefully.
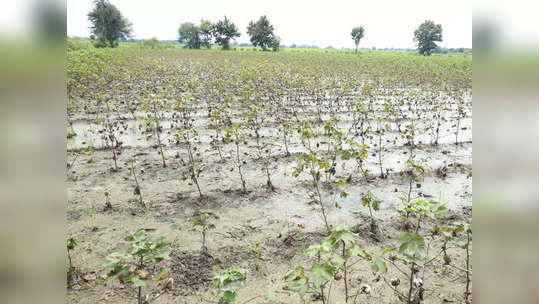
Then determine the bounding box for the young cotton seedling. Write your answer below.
[294,121,338,232]
[208,108,229,162]
[453,221,472,301]
[453,91,467,145]
[349,98,371,145]
[323,116,346,183]
[104,190,112,211]
[175,97,205,199]
[284,229,364,303]
[401,157,426,213]
[100,118,124,171]
[246,104,278,191]
[361,190,381,233]
[374,116,391,178]
[130,160,144,207]
[224,125,248,193]
[141,93,168,168]
[212,268,246,304]
[67,237,78,288]
[192,211,216,253]
[369,199,447,304]
[342,139,370,183]
[430,98,447,145]
[105,230,171,304]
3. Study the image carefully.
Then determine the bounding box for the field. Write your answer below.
[66,48,472,304]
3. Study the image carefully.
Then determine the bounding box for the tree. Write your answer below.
[142,37,159,49]
[247,15,277,51]
[351,26,365,53]
[88,0,132,48]
[199,19,214,48]
[414,20,443,56]
[271,36,281,51]
[178,22,201,49]
[212,16,240,50]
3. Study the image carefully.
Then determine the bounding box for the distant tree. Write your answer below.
[199,19,213,48]
[351,26,365,53]
[178,22,201,49]
[247,15,277,51]
[414,20,443,56]
[87,0,132,48]
[270,36,281,51]
[212,16,240,50]
[143,37,160,49]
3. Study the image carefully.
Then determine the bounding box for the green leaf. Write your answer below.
[319,160,330,170]
[357,249,372,260]
[380,246,396,255]
[399,233,425,255]
[370,257,387,273]
[212,268,246,289]
[153,268,169,281]
[372,199,380,211]
[457,240,470,249]
[305,244,322,257]
[284,266,309,296]
[320,240,335,252]
[400,253,425,265]
[264,291,278,301]
[132,275,146,287]
[329,229,356,247]
[222,290,238,304]
[311,263,334,287]
[67,237,78,250]
[328,253,346,268]
[346,244,361,258]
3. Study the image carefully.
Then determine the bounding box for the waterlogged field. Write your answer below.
[67,48,472,304]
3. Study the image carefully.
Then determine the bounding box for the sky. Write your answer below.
[67,0,472,49]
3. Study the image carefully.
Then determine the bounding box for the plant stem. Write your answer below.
[202,230,207,253]
[407,173,413,206]
[131,160,144,206]
[215,129,224,162]
[283,126,290,156]
[312,168,330,233]
[415,215,422,233]
[153,102,166,168]
[112,146,118,171]
[465,231,470,301]
[187,137,203,198]
[67,249,73,270]
[320,285,326,304]
[378,122,384,178]
[407,262,415,304]
[235,134,247,193]
[138,256,143,304]
[342,241,349,301]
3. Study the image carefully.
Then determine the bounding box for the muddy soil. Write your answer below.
[67,99,471,304]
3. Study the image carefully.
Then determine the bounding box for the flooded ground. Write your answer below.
[67,95,471,303]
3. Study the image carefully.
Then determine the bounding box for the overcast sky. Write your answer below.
[67,0,472,49]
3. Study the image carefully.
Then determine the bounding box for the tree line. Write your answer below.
[87,0,451,56]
